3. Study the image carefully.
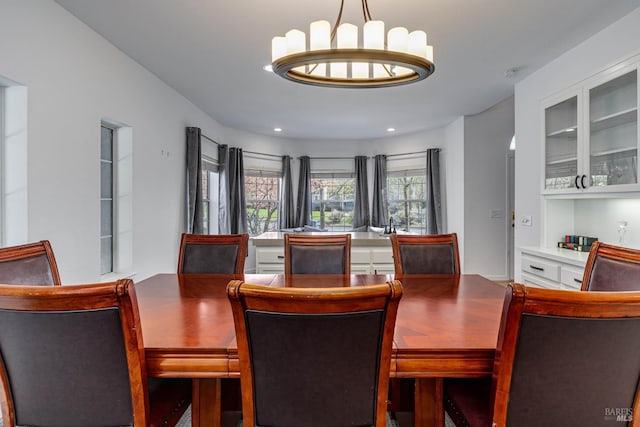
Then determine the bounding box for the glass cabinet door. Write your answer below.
[545,96,578,190]
[588,70,638,188]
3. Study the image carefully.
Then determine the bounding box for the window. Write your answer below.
[311,173,355,231]
[201,157,218,234]
[387,169,427,233]
[0,82,28,246]
[100,121,133,278]
[245,170,280,235]
[100,125,114,274]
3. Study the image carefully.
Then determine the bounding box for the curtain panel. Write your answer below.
[371,154,388,227]
[228,147,248,234]
[295,156,312,227]
[186,127,204,234]
[426,148,443,234]
[353,156,370,229]
[279,156,295,229]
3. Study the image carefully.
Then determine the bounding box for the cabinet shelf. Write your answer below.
[546,126,578,138]
[590,107,637,133]
[590,147,637,158]
[547,156,578,165]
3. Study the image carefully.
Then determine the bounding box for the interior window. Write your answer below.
[100,125,114,274]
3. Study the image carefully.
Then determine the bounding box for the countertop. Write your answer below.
[252,231,394,247]
[519,246,590,267]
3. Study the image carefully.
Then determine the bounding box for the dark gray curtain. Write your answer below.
[426,148,443,234]
[279,156,295,229]
[371,154,388,227]
[218,144,230,234]
[228,147,248,234]
[295,156,311,227]
[186,127,204,234]
[353,156,370,228]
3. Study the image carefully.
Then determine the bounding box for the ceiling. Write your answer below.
[55,0,640,141]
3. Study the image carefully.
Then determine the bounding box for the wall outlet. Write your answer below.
[521,215,532,227]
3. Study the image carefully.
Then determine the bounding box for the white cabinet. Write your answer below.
[253,233,394,274]
[254,247,285,273]
[543,58,639,195]
[519,247,588,291]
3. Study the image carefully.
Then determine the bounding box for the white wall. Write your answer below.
[463,96,514,280]
[514,8,640,280]
[443,117,465,266]
[0,0,224,282]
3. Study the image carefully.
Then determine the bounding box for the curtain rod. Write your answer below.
[202,131,439,160]
[201,133,281,160]
[301,156,369,160]
[201,133,219,145]
[244,150,282,159]
[386,149,440,158]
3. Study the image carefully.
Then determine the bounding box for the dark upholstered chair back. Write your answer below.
[0,280,150,427]
[177,233,248,274]
[284,234,351,275]
[227,280,402,427]
[390,233,460,275]
[490,284,640,426]
[0,240,61,286]
[581,241,640,291]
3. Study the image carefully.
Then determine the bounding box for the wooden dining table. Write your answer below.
[135,273,506,427]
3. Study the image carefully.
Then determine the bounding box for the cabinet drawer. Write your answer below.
[257,265,285,274]
[351,249,371,264]
[521,255,560,282]
[351,264,372,274]
[256,248,285,263]
[372,264,395,275]
[521,272,561,290]
[371,248,393,263]
[561,265,584,290]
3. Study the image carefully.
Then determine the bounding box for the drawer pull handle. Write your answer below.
[530,265,544,272]
[277,256,284,259]
[573,278,583,284]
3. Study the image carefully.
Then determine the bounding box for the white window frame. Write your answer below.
[387,168,427,233]
[310,172,356,231]
[244,169,281,236]
[202,156,219,235]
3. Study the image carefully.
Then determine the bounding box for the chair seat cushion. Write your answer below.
[444,378,491,427]
[148,378,192,427]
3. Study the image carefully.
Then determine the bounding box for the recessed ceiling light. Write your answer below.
[387,127,396,132]
[263,64,273,72]
[274,127,282,132]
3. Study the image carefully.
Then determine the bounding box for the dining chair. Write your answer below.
[444,283,640,427]
[177,233,249,274]
[227,279,403,427]
[581,241,640,291]
[0,240,61,285]
[0,280,191,427]
[284,233,351,274]
[389,233,460,275]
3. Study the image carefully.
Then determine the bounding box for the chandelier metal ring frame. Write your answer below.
[271,0,435,88]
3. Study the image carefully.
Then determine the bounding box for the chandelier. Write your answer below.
[271,0,435,88]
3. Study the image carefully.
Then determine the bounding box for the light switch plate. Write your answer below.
[521,215,532,227]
